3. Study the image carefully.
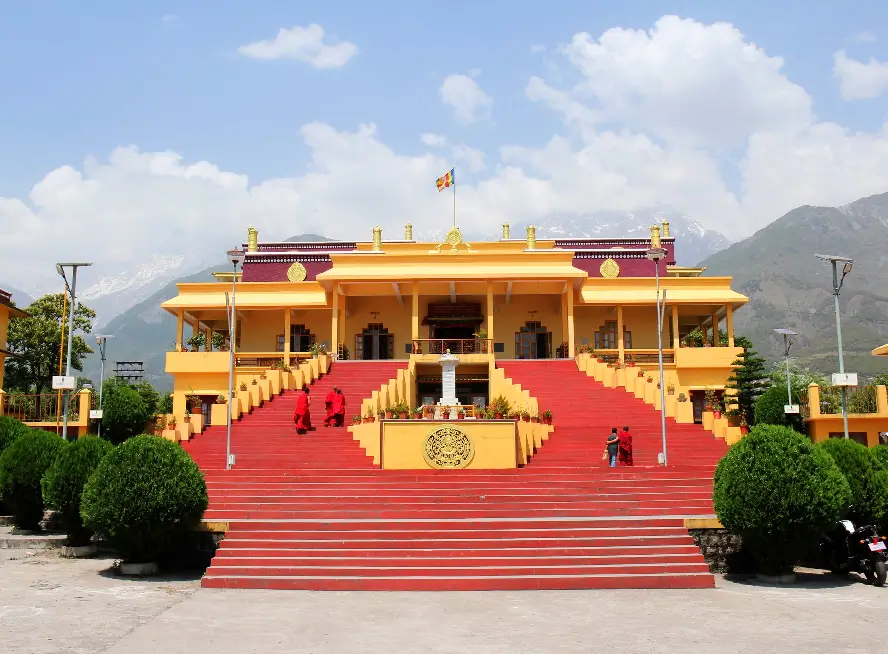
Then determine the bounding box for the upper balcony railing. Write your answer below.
[0,391,83,423]
[411,339,493,355]
[580,348,676,365]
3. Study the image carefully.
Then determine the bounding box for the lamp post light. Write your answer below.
[774,328,798,416]
[646,228,668,466]
[225,248,246,470]
[56,262,92,440]
[94,334,113,438]
[815,254,854,440]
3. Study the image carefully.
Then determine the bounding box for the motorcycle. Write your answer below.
[821,519,888,586]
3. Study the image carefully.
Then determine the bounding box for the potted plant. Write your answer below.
[352,415,362,425]
[441,406,451,420]
[646,376,653,384]
[412,407,422,419]
[712,398,723,420]
[531,413,540,424]
[457,407,466,420]
[740,417,749,435]
[239,381,247,392]
[626,358,635,367]
[309,343,320,358]
[186,390,201,415]
[384,407,393,419]
[704,388,717,414]
[666,382,676,396]
[259,371,267,380]
[168,416,177,429]
[520,410,530,422]
[211,332,225,351]
[542,409,552,425]
[186,332,206,352]
[490,395,510,420]
[638,369,645,378]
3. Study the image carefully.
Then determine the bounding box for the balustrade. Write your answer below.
[411,339,493,355]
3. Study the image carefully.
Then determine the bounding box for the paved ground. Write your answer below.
[1,550,886,653]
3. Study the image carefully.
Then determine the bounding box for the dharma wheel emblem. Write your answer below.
[423,426,475,469]
[286,262,307,282]
[599,258,620,279]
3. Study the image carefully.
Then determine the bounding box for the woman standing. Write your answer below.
[293,385,312,434]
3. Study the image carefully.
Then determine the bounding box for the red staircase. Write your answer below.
[190,360,724,591]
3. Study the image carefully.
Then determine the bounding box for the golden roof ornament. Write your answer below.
[526,225,537,250]
[372,226,382,251]
[404,223,413,241]
[286,262,307,282]
[662,220,671,238]
[600,258,620,278]
[247,226,259,253]
[650,224,662,250]
[502,223,510,240]
[435,226,472,253]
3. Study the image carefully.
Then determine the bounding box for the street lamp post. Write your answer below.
[56,263,93,440]
[774,328,798,415]
[815,254,854,440]
[225,248,246,470]
[94,334,113,438]
[646,227,668,466]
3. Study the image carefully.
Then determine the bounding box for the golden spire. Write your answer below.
[526,225,537,250]
[650,224,662,250]
[662,220,671,238]
[404,223,413,241]
[247,226,259,252]
[372,226,383,251]
[502,223,511,240]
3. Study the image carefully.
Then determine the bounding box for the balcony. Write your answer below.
[411,339,493,355]
[674,346,742,369]
[165,350,320,374]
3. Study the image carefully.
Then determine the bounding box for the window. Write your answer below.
[275,334,285,352]
[594,321,631,349]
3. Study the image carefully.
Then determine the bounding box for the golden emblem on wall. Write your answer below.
[423,425,475,469]
[286,262,308,282]
[435,226,473,253]
[599,258,620,278]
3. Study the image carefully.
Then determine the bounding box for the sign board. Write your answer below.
[784,405,800,415]
[89,409,103,420]
[51,375,76,390]
[831,373,858,387]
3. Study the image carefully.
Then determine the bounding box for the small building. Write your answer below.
[0,288,27,390]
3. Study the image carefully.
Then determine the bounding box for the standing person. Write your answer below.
[618,425,634,467]
[331,387,346,427]
[293,385,312,434]
[606,427,619,468]
[323,386,338,427]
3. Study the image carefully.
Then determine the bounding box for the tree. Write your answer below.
[101,378,148,444]
[754,385,805,432]
[681,327,729,347]
[725,336,768,425]
[4,294,95,393]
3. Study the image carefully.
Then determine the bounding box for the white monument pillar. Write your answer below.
[439,350,460,411]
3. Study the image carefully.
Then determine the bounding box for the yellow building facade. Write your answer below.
[161,223,748,426]
[0,289,27,390]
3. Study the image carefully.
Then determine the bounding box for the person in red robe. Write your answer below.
[618,425,634,466]
[331,388,346,427]
[323,387,338,427]
[293,386,312,434]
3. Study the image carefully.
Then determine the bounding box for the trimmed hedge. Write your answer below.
[753,385,804,432]
[816,438,888,526]
[873,445,888,470]
[41,436,114,545]
[714,424,851,575]
[0,430,68,529]
[0,416,29,455]
[80,435,208,562]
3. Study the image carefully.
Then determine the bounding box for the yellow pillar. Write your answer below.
[176,310,184,350]
[877,385,888,415]
[617,305,625,362]
[712,313,719,346]
[205,326,212,352]
[808,384,821,418]
[700,320,708,346]
[726,305,735,347]
[486,282,494,342]
[567,287,575,357]
[411,285,419,343]
[561,293,569,352]
[284,309,291,362]
[671,306,680,350]
[332,289,339,356]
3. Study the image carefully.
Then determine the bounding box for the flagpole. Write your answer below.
[452,173,456,228]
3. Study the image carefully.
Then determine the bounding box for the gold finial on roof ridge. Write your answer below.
[650,224,662,250]
[247,226,259,252]
[372,226,383,251]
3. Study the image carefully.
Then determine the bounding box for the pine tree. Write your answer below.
[725,336,768,426]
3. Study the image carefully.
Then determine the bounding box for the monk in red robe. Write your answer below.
[331,388,346,427]
[618,425,634,467]
[293,386,312,434]
[323,387,338,427]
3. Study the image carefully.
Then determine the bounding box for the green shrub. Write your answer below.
[41,436,113,545]
[874,445,888,470]
[753,385,804,432]
[714,425,851,575]
[101,379,148,444]
[0,415,29,455]
[0,431,67,529]
[816,438,888,526]
[80,435,208,562]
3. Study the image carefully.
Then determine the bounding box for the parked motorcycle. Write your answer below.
[821,519,888,586]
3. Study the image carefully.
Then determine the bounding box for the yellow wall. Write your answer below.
[238,308,332,352]
[381,420,518,469]
[493,294,563,357]
[344,296,412,359]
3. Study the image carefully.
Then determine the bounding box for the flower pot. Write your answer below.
[495,412,503,419]
[369,416,376,423]
[362,417,369,424]
[668,390,675,396]
[457,414,465,420]
[385,411,393,419]
[713,411,721,420]
[190,407,201,415]
[531,417,540,423]
[400,412,408,420]
[440,412,449,420]
[62,544,97,558]
[638,371,644,378]
[119,562,159,577]
[740,425,749,435]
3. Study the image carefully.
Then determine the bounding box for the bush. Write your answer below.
[101,379,148,444]
[714,425,851,575]
[0,431,67,529]
[0,415,29,456]
[816,438,888,526]
[81,435,208,562]
[754,385,804,432]
[874,445,888,470]
[41,436,113,545]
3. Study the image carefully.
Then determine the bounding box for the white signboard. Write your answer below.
[51,375,76,390]
[832,373,858,387]
[89,409,103,420]
[784,405,800,415]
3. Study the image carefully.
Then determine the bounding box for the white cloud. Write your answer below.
[438,72,493,123]
[833,49,888,100]
[237,24,358,69]
[420,133,448,147]
[7,15,888,289]
[851,31,877,43]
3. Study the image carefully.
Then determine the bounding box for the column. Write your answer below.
[332,289,339,357]
[486,282,494,343]
[561,293,569,351]
[725,304,735,347]
[284,308,292,362]
[205,326,212,351]
[176,309,184,350]
[411,285,419,343]
[700,320,708,346]
[617,305,625,362]
[671,306,680,350]
[712,313,720,346]
[567,287,575,357]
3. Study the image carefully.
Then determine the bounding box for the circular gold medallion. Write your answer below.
[423,426,474,469]
[445,227,463,247]
[286,262,307,282]
[599,258,620,278]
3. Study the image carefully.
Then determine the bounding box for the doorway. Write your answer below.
[515,321,552,359]
[356,323,394,360]
[289,324,315,353]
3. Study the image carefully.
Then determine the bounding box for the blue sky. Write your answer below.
[3,2,888,286]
